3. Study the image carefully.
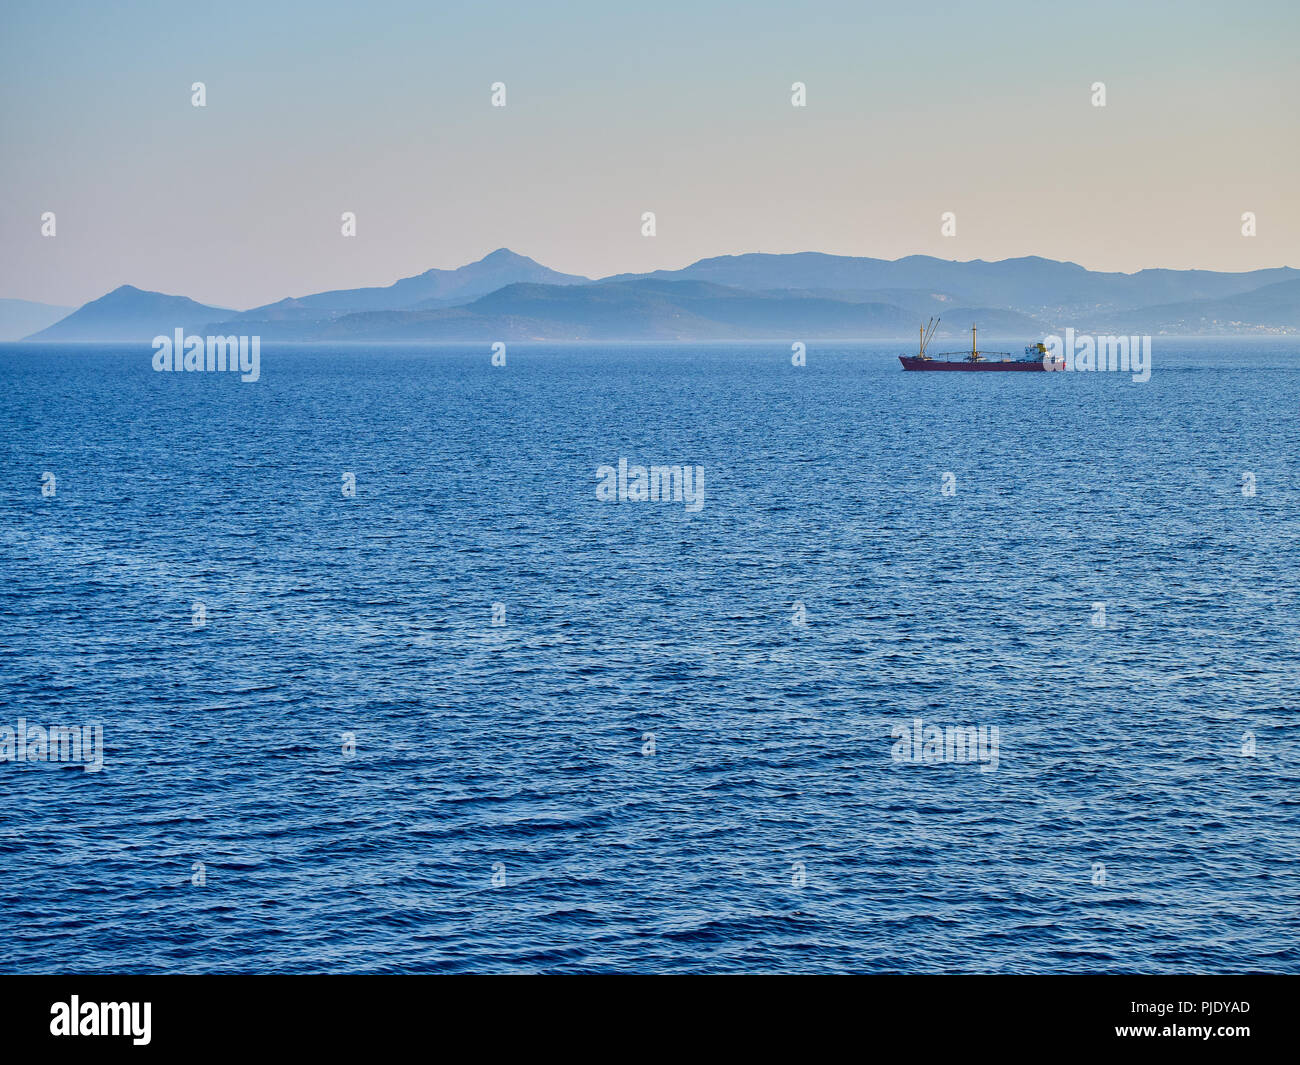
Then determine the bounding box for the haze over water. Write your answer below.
[1,339,1297,973]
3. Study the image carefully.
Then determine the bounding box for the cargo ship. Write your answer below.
[900,318,1064,371]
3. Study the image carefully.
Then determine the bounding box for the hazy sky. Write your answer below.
[2,0,1297,309]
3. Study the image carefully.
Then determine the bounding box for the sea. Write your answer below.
[1,338,1297,974]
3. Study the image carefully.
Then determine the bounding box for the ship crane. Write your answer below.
[916,316,941,359]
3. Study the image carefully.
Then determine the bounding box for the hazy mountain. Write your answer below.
[24,285,233,342]
[1113,278,1300,334]
[228,248,589,321]
[23,250,1300,342]
[749,287,1046,334]
[607,253,1300,318]
[240,279,1042,341]
[296,280,737,341]
[0,299,72,341]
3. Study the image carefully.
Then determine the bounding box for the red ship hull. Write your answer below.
[900,356,1050,371]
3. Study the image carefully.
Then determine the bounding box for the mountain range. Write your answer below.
[18,249,1300,342]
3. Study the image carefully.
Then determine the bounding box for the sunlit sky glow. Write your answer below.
[2,0,1297,309]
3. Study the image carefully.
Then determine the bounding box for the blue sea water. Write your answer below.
[1,338,1298,974]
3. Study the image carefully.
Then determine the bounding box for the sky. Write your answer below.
[2,0,1297,310]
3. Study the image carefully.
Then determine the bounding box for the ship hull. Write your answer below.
[900,356,1051,371]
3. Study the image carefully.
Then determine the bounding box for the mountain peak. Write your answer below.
[232,249,591,319]
[477,248,533,265]
[25,285,231,341]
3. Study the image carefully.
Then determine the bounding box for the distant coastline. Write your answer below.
[12,248,1300,343]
